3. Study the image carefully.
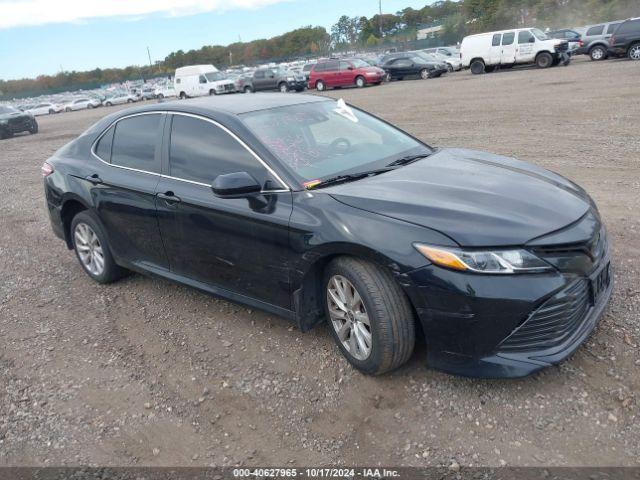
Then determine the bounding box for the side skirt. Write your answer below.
[124,260,297,321]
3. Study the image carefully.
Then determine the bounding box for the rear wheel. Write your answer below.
[324,257,415,375]
[470,59,485,74]
[315,80,326,91]
[209,89,217,96]
[105,102,112,107]
[536,52,553,68]
[179,92,187,99]
[355,76,366,88]
[127,98,134,103]
[71,211,127,284]
[590,45,607,61]
[419,68,429,80]
[279,82,289,93]
[446,64,454,73]
[157,93,164,99]
[243,86,253,93]
[629,43,640,60]
[29,121,38,134]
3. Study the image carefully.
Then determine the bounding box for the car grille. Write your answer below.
[532,227,608,275]
[499,279,591,352]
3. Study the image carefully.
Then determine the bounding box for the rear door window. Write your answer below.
[586,25,604,36]
[339,61,352,71]
[606,23,621,34]
[492,34,502,46]
[111,114,162,173]
[502,32,515,45]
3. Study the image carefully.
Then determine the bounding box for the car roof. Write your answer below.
[122,93,331,116]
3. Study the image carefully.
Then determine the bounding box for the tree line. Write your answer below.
[2,0,638,98]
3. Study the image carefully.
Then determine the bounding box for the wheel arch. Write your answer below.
[60,195,90,249]
[292,243,420,334]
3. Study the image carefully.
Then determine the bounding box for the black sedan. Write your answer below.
[381,55,448,81]
[0,105,38,139]
[43,94,612,378]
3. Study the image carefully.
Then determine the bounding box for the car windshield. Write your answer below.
[241,100,431,186]
[205,72,225,81]
[349,59,370,68]
[531,28,549,41]
[0,106,17,113]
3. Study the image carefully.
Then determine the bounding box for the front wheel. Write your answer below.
[71,211,128,284]
[324,257,415,375]
[536,52,553,69]
[355,76,366,88]
[179,92,187,99]
[157,94,164,99]
[419,68,430,80]
[315,80,326,91]
[105,102,112,107]
[446,64,454,73]
[29,121,38,134]
[590,45,607,61]
[127,99,134,103]
[278,82,289,93]
[629,43,640,60]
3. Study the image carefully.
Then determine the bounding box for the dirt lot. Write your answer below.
[1,56,639,468]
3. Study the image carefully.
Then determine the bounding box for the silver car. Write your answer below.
[575,20,625,60]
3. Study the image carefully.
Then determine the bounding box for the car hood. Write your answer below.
[0,111,31,120]
[326,148,592,247]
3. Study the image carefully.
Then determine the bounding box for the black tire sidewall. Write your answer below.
[470,60,485,74]
[323,263,384,374]
[70,211,121,284]
[537,52,552,68]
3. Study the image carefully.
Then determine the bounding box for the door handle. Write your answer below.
[157,191,181,205]
[85,174,103,185]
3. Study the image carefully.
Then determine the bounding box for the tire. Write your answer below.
[0,128,11,140]
[88,104,94,109]
[315,80,326,91]
[355,75,366,88]
[29,121,38,134]
[419,68,429,80]
[179,92,187,99]
[157,93,164,99]
[446,64,454,73]
[243,86,253,93]
[105,102,112,107]
[536,52,553,69]
[324,257,415,375]
[590,45,607,61]
[278,82,288,93]
[71,211,128,284]
[65,107,71,112]
[470,59,485,74]
[127,98,133,103]
[383,73,391,83]
[209,89,217,96]
[629,43,640,61]
[48,109,55,115]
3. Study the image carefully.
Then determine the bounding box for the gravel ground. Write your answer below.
[0,56,638,468]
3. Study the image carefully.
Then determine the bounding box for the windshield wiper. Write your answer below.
[386,152,433,168]
[307,168,394,190]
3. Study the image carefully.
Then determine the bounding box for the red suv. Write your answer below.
[309,59,385,91]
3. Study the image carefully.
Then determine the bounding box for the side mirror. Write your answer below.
[348,66,354,70]
[529,37,535,43]
[212,172,262,198]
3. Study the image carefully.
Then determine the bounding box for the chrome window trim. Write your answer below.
[90,110,291,193]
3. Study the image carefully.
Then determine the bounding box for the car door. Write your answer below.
[338,61,354,86]
[516,30,536,63]
[394,58,414,77]
[252,70,266,91]
[501,31,517,64]
[155,113,294,309]
[489,33,502,65]
[89,112,170,270]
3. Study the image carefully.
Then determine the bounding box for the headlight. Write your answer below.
[414,244,552,274]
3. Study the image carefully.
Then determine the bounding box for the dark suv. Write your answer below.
[608,17,640,60]
[246,68,307,93]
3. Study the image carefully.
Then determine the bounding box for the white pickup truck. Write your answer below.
[461,28,570,74]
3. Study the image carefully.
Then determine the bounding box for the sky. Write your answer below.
[0,0,431,80]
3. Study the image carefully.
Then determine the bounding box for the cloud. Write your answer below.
[0,0,290,29]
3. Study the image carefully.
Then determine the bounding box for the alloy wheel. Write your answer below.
[630,45,640,60]
[74,222,105,276]
[280,83,288,93]
[591,47,605,60]
[327,275,372,361]
[420,69,429,80]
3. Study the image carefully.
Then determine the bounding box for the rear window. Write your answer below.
[616,19,640,34]
[606,23,621,34]
[95,125,115,162]
[586,25,605,36]
[492,34,501,46]
[111,114,162,173]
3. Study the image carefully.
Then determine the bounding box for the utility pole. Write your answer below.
[146,46,153,69]
[229,51,233,66]
[378,0,382,37]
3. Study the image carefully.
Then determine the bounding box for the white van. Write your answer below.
[461,28,570,74]
[174,65,236,98]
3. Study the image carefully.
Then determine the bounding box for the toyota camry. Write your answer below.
[43,94,612,378]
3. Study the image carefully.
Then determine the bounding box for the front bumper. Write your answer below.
[402,257,613,378]
[428,68,448,78]
[286,80,307,90]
